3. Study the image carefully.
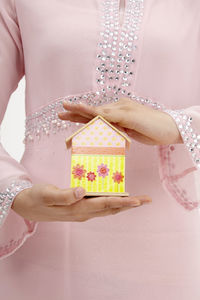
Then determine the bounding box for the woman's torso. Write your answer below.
[1,1,200,299]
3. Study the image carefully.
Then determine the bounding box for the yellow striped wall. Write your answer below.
[71,154,125,194]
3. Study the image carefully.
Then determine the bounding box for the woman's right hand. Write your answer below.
[11,183,152,222]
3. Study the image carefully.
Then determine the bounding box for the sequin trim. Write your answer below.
[164,109,200,169]
[25,0,147,143]
[24,92,164,143]
[94,0,144,97]
[0,179,33,226]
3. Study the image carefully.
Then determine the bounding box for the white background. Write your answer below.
[0,78,26,162]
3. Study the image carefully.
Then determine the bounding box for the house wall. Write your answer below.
[71,154,125,194]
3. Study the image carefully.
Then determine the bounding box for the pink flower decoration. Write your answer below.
[87,172,96,182]
[97,164,109,178]
[72,164,86,180]
[112,171,124,184]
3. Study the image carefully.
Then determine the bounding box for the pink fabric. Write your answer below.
[1,0,200,299]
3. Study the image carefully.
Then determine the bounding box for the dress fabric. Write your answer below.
[1,0,200,299]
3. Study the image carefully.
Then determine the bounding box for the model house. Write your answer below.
[65,115,131,196]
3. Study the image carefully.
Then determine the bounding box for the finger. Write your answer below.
[76,204,144,222]
[124,128,157,145]
[136,195,152,204]
[42,186,86,206]
[62,102,96,119]
[89,206,139,219]
[43,206,134,222]
[60,104,119,125]
[58,111,90,123]
[62,101,123,124]
[75,195,152,214]
[110,122,127,133]
[45,196,152,222]
[94,106,125,124]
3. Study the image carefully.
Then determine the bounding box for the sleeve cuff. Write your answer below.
[0,178,33,227]
[0,178,37,259]
[164,109,200,168]
[158,108,200,211]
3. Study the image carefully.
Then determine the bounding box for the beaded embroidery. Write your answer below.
[24,92,164,143]
[0,179,33,226]
[94,0,144,95]
[158,109,200,210]
[165,109,200,169]
[25,0,146,143]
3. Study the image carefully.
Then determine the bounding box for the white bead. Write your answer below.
[24,2,156,144]
[0,180,32,226]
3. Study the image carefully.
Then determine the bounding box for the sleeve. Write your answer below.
[0,0,37,260]
[157,106,200,211]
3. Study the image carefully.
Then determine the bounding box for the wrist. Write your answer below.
[11,185,32,210]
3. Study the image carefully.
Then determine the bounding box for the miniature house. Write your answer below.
[65,115,131,196]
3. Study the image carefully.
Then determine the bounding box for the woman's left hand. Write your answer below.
[58,97,183,146]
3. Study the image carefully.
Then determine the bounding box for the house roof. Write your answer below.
[65,115,131,149]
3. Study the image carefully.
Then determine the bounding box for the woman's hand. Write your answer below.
[58,97,183,145]
[11,184,152,222]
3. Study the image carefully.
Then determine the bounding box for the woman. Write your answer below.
[1,0,200,299]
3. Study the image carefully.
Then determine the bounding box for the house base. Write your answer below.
[85,192,130,197]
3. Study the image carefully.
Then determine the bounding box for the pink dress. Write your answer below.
[1,0,200,299]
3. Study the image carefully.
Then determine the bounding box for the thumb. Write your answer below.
[69,187,86,205]
[55,187,86,206]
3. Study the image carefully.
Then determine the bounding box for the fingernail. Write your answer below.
[63,100,73,107]
[64,100,77,106]
[141,198,152,204]
[62,101,67,106]
[130,200,141,206]
[74,187,85,199]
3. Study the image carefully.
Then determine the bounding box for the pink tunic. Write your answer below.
[1,0,200,299]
